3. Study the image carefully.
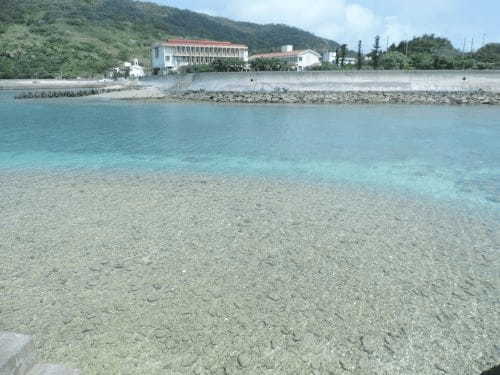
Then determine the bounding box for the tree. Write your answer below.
[432,55,456,70]
[335,48,340,66]
[250,58,291,71]
[179,64,214,73]
[372,35,381,69]
[357,40,363,70]
[475,43,500,68]
[340,44,347,68]
[380,51,411,70]
[389,34,458,57]
[211,58,246,72]
[410,53,435,69]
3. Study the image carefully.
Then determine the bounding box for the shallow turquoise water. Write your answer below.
[0,91,499,208]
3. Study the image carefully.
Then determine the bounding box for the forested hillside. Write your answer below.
[0,0,339,78]
[383,35,500,70]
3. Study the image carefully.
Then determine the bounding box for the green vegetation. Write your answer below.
[250,58,292,71]
[475,43,500,68]
[0,0,339,78]
[309,62,339,71]
[310,35,500,71]
[385,34,498,70]
[179,58,247,73]
[380,51,411,70]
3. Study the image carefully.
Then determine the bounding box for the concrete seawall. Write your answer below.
[143,70,500,92]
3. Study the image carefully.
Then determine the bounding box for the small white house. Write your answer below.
[109,59,145,79]
[125,59,145,78]
[250,46,321,71]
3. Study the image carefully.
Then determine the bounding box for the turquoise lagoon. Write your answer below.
[0,91,499,209]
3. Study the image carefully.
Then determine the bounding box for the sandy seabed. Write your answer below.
[0,172,498,375]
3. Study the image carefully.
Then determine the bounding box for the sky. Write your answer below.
[146,0,499,51]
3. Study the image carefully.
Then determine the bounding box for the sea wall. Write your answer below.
[143,70,500,92]
[166,90,500,105]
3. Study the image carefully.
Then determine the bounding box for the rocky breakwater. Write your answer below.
[168,90,500,105]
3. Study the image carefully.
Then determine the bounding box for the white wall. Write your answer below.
[322,52,337,64]
[298,52,320,70]
[151,46,166,70]
[143,71,500,93]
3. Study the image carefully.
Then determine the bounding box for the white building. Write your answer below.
[322,51,338,64]
[124,59,145,78]
[151,39,249,74]
[108,59,145,79]
[322,52,357,65]
[249,46,321,71]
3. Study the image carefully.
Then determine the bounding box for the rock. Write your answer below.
[170,90,500,106]
[267,292,280,302]
[236,353,252,368]
[179,354,197,367]
[360,335,379,355]
[338,358,357,372]
[146,295,159,303]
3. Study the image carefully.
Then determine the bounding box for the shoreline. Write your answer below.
[0,79,132,91]
[1,171,498,374]
[12,87,499,105]
[1,166,499,219]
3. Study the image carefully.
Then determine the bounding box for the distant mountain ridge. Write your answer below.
[0,0,340,78]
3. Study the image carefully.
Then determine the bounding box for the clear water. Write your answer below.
[1,91,499,208]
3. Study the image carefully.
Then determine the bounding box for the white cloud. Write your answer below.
[380,16,416,47]
[345,4,376,32]
[221,0,405,49]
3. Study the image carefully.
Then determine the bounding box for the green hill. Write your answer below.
[475,43,500,68]
[0,0,340,78]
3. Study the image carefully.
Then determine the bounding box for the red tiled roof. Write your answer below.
[249,50,309,59]
[162,39,247,48]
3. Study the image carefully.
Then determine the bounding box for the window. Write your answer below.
[299,57,303,62]
[155,47,159,58]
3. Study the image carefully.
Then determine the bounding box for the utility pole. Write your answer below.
[470,38,474,53]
